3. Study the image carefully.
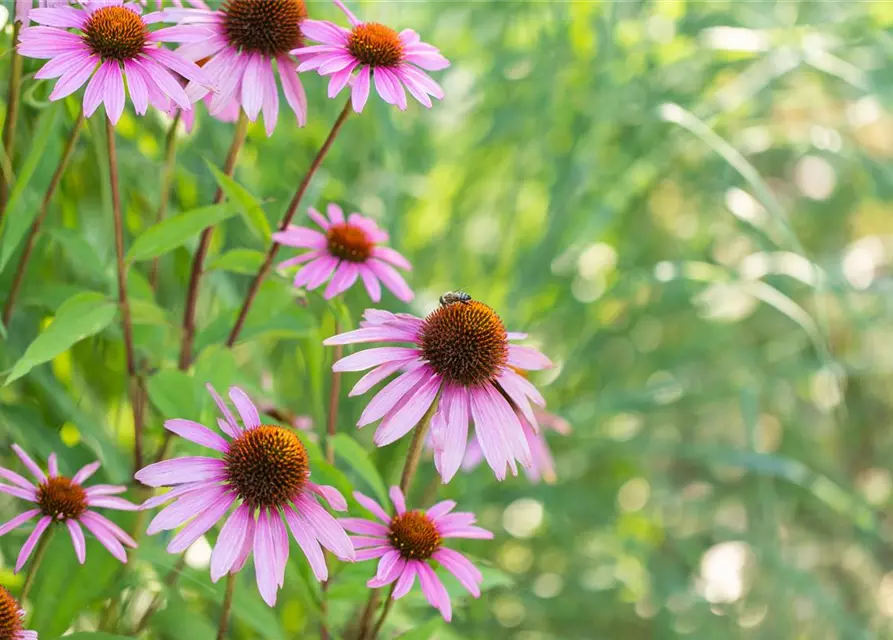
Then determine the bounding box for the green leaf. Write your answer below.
[206,160,271,242]
[6,292,116,384]
[0,104,60,273]
[130,298,170,326]
[55,634,133,640]
[334,433,389,504]
[206,248,265,274]
[147,369,201,419]
[126,202,238,262]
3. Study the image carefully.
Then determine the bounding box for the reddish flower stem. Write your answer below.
[216,572,236,640]
[226,98,352,348]
[0,21,23,218]
[106,117,144,472]
[178,111,249,371]
[3,109,85,327]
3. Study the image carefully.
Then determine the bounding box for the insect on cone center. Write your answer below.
[420,300,508,386]
[222,0,307,55]
[225,425,309,509]
[37,476,88,520]
[82,6,148,62]
[348,23,404,68]
[388,511,441,560]
[327,223,373,262]
[0,587,23,640]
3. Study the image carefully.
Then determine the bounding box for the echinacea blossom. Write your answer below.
[457,406,570,484]
[294,0,449,113]
[0,586,36,640]
[343,486,491,621]
[273,203,413,302]
[17,1,213,124]
[169,0,310,135]
[324,301,553,481]
[0,445,138,568]
[134,385,355,607]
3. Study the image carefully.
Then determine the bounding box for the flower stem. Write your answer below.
[216,572,236,640]
[356,395,441,640]
[320,318,344,640]
[149,111,183,291]
[178,110,249,371]
[2,108,85,327]
[0,21,24,218]
[226,98,352,348]
[20,527,53,602]
[106,117,144,472]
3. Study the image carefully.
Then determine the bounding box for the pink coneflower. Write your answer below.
[167,0,310,135]
[273,203,413,302]
[454,407,570,484]
[0,445,138,568]
[134,384,355,607]
[324,300,553,481]
[16,0,213,125]
[294,0,448,113]
[343,486,490,621]
[0,586,36,640]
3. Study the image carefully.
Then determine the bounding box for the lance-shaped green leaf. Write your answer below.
[126,202,238,262]
[207,161,272,242]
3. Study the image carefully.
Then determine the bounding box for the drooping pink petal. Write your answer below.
[366,259,413,302]
[432,548,482,597]
[339,518,388,536]
[103,59,127,124]
[323,325,420,346]
[358,367,431,427]
[305,482,347,512]
[374,376,441,446]
[232,510,256,574]
[140,481,217,510]
[34,49,91,80]
[253,509,279,606]
[81,511,138,548]
[349,358,419,398]
[0,509,40,536]
[351,65,371,113]
[260,56,279,136]
[283,506,327,581]
[356,546,391,561]
[87,496,139,511]
[468,387,508,480]
[123,58,149,115]
[135,456,226,487]
[11,445,46,483]
[82,59,112,118]
[507,345,554,371]
[210,503,252,583]
[358,265,381,302]
[15,516,52,573]
[277,54,306,127]
[167,491,236,554]
[0,484,37,502]
[323,262,360,299]
[241,53,263,120]
[270,509,289,587]
[417,562,452,621]
[66,519,87,564]
[294,495,355,561]
[352,491,390,524]
[367,550,405,588]
[80,512,128,563]
[147,485,228,534]
[439,384,469,483]
[392,560,419,599]
[164,419,229,452]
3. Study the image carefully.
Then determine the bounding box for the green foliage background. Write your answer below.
[2,0,893,638]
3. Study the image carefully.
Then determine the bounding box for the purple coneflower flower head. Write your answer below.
[0,586,36,640]
[0,445,138,568]
[456,406,570,484]
[273,203,413,302]
[16,0,214,125]
[168,0,310,135]
[294,0,449,113]
[134,384,356,607]
[324,302,553,482]
[342,486,491,622]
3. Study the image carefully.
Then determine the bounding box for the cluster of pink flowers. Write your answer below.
[1,0,572,631]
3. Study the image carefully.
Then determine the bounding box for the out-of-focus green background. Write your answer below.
[2,0,893,638]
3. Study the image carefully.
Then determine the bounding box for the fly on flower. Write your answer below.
[16,0,214,124]
[134,384,355,607]
[0,446,139,568]
[324,302,553,482]
[273,203,413,302]
[295,0,449,113]
[342,486,491,622]
[166,0,311,135]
